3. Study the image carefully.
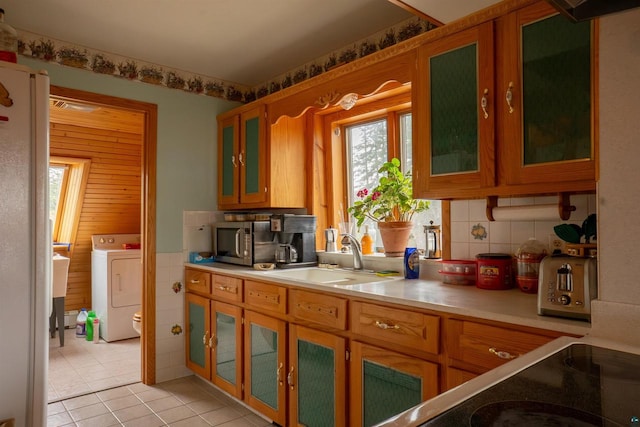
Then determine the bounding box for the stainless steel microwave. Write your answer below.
[212,221,277,266]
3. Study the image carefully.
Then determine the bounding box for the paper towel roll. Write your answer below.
[490,204,561,221]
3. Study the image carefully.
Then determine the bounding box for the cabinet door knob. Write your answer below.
[202,331,209,346]
[489,347,517,360]
[276,362,284,386]
[238,152,245,166]
[375,320,400,330]
[505,82,515,114]
[287,366,295,390]
[231,155,237,167]
[481,88,489,119]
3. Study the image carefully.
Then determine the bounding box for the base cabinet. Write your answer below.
[350,341,439,427]
[211,301,243,398]
[289,325,347,427]
[185,293,211,379]
[244,310,287,426]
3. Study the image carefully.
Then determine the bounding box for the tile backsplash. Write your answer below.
[450,194,597,260]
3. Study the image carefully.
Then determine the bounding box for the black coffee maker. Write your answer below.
[270,214,317,268]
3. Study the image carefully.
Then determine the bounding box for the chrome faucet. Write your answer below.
[340,233,363,270]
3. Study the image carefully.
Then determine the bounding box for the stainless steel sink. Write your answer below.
[260,267,400,286]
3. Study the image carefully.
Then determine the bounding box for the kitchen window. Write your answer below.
[341,109,441,251]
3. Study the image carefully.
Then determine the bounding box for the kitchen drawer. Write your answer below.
[244,280,287,314]
[447,319,556,371]
[211,273,243,303]
[351,301,440,355]
[289,289,348,330]
[185,268,211,296]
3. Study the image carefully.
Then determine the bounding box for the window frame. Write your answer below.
[49,156,91,254]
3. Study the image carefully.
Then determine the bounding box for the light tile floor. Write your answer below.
[47,376,272,427]
[49,328,141,402]
[48,329,272,426]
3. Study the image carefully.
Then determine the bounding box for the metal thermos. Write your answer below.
[424,221,442,259]
[325,227,338,252]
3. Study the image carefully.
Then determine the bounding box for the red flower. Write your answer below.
[357,188,368,198]
[371,191,381,201]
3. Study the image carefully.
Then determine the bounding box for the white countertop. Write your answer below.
[185,262,590,336]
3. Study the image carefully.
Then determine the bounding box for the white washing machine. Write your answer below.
[91,234,142,342]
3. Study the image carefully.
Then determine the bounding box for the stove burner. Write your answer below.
[469,401,623,427]
[565,347,640,383]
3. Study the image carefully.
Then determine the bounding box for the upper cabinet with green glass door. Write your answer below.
[413,22,495,200]
[217,105,267,209]
[497,1,596,192]
[217,103,307,210]
[413,2,596,199]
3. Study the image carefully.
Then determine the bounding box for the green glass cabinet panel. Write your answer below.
[250,323,278,410]
[297,339,335,427]
[362,359,422,427]
[221,125,235,197]
[244,116,260,195]
[188,301,206,369]
[522,14,591,165]
[430,43,479,175]
[216,312,237,386]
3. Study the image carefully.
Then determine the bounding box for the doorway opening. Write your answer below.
[47,86,157,401]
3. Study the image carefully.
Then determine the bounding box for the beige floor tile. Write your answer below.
[169,415,211,426]
[96,385,134,401]
[186,398,225,414]
[199,406,244,425]
[144,395,184,413]
[46,411,74,427]
[75,412,121,427]
[68,402,109,422]
[62,394,101,410]
[121,413,165,427]
[134,387,171,402]
[112,404,153,422]
[156,405,198,424]
[103,394,142,411]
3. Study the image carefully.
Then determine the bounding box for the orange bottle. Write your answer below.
[361,225,374,255]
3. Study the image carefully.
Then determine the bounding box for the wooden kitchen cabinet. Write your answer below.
[413,2,596,199]
[351,301,440,355]
[185,292,211,379]
[244,310,287,426]
[185,267,211,297]
[350,341,439,427]
[217,105,306,210]
[288,324,347,427]
[445,318,562,381]
[210,300,243,399]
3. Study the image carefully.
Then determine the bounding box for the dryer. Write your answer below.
[91,234,142,342]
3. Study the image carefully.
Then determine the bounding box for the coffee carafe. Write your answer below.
[424,221,442,259]
[275,244,298,263]
[270,214,317,268]
[324,226,338,252]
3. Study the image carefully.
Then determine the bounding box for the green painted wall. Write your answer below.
[20,57,240,253]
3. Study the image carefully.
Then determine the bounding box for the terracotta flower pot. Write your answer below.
[377,221,413,257]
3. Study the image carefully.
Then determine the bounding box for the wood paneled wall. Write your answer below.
[50,106,144,311]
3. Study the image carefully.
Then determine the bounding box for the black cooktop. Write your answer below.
[422,344,640,426]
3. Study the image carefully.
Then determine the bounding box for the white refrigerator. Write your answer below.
[0,62,50,427]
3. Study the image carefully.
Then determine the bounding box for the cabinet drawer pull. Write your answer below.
[505,81,515,114]
[190,279,200,284]
[489,347,517,360]
[218,285,230,291]
[287,366,295,390]
[375,320,400,330]
[481,88,489,119]
[276,362,284,386]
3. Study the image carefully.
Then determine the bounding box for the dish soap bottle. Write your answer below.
[361,225,374,255]
[404,234,420,279]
